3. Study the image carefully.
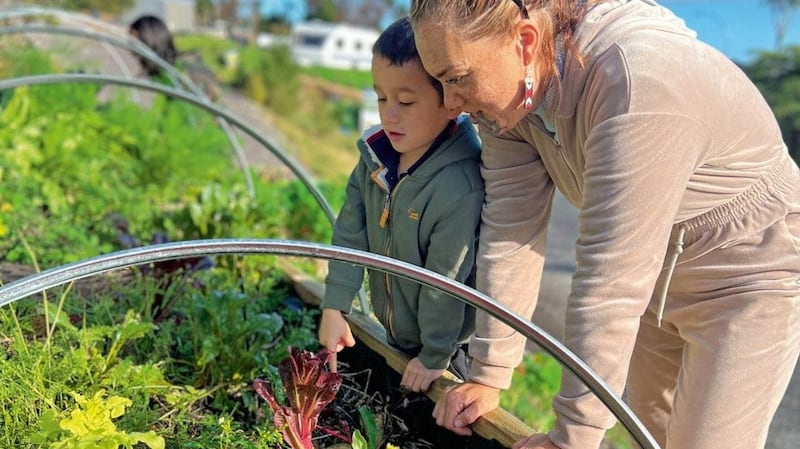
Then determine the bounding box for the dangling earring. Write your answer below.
[523,71,534,110]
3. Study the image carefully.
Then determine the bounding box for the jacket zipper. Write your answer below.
[380,175,409,340]
[528,115,581,196]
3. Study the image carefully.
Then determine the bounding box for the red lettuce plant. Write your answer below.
[253,347,344,449]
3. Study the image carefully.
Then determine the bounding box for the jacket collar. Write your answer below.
[359,119,459,190]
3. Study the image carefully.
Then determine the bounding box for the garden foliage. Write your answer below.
[0,36,582,449]
[0,42,335,448]
[253,348,343,449]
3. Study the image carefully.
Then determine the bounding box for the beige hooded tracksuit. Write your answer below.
[468,1,800,448]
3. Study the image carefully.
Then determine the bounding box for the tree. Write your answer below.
[765,0,800,48]
[742,45,800,162]
[218,0,239,24]
[307,0,340,22]
[196,0,215,27]
[250,0,261,38]
[334,0,392,29]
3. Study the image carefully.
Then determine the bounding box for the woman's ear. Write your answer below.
[517,20,539,66]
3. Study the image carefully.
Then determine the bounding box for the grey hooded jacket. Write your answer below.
[323,116,484,370]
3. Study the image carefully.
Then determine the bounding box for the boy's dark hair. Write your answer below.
[129,15,177,76]
[372,17,443,101]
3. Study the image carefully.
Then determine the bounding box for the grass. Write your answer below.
[300,66,373,90]
[271,112,359,184]
[502,351,633,448]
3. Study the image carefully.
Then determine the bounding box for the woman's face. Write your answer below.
[414,22,532,133]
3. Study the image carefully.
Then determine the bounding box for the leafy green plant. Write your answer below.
[252,347,343,449]
[181,415,283,449]
[351,429,400,449]
[191,288,284,386]
[31,390,164,449]
[354,406,381,449]
[0,52,238,267]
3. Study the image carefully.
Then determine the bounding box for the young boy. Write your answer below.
[318,17,484,393]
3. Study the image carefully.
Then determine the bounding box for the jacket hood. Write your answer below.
[357,115,481,192]
[546,0,696,120]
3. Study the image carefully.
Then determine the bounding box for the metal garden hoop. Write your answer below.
[0,239,661,449]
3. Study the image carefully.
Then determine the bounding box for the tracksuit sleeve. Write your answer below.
[549,113,710,449]
[322,162,370,313]
[468,130,556,389]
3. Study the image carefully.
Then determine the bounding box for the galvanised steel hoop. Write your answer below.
[0,73,336,233]
[0,69,372,311]
[0,15,256,199]
[0,7,375,311]
[0,24,183,97]
[0,239,660,449]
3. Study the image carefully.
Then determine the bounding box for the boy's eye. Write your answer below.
[399,101,414,106]
[376,98,386,103]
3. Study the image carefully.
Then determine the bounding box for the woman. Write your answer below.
[129,15,220,101]
[129,15,178,77]
[409,1,800,449]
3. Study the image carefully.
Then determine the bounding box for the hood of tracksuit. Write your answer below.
[357,115,480,192]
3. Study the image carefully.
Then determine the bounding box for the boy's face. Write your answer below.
[372,55,460,160]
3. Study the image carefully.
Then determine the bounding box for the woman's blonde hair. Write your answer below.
[409,0,595,81]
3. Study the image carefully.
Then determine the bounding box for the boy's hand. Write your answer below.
[318,308,355,373]
[401,357,445,392]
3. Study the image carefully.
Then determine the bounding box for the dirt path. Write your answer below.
[215,86,290,173]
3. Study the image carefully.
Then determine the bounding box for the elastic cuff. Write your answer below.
[548,416,607,449]
[467,360,514,389]
[321,283,357,313]
[418,349,451,371]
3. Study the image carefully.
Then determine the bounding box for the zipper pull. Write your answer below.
[379,195,390,228]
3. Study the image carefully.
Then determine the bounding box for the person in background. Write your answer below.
[409,0,800,448]
[129,15,220,101]
[318,17,484,393]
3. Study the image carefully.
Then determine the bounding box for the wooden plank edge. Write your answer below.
[279,261,537,448]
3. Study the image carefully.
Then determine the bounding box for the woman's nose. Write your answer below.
[443,87,465,111]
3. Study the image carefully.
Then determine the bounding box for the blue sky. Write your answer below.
[659,0,800,63]
[262,0,799,63]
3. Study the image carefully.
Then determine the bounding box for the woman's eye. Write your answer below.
[445,76,463,86]
[399,101,414,106]
[377,98,386,103]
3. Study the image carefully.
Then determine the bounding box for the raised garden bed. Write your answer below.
[282,263,535,449]
[0,256,535,448]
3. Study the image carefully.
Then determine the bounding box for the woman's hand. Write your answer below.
[512,434,561,449]
[401,357,445,392]
[432,381,500,436]
[317,308,355,373]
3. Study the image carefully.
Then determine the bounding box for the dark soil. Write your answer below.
[315,340,506,449]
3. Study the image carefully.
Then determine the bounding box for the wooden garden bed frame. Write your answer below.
[281,263,536,449]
